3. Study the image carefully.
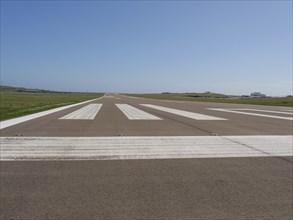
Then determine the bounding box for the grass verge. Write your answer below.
[0,93,104,121]
[125,93,293,107]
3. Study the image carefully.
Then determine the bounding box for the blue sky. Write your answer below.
[1,1,292,96]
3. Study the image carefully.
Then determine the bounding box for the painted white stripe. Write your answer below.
[59,104,102,120]
[141,104,226,120]
[0,135,291,161]
[116,104,162,120]
[0,98,102,129]
[224,108,293,115]
[208,108,293,120]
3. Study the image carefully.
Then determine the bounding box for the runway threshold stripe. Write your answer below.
[141,104,226,120]
[225,109,293,115]
[0,98,101,129]
[59,104,102,120]
[208,108,293,120]
[116,104,162,120]
[1,135,291,161]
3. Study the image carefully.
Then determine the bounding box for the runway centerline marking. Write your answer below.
[1,135,291,161]
[141,104,227,120]
[208,108,293,120]
[59,104,102,120]
[116,104,162,120]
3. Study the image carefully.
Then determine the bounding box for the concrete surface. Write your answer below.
[1,94,292,219]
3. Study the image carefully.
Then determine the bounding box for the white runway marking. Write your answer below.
[208,108,293,120]
[227,109,293,115]
[60,104,102,120]
[116,104,162,120]
[0,98,101,129]
[141,104,226,120]
[1,135,291,161]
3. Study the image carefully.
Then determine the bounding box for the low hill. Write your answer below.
[0,85,66,94]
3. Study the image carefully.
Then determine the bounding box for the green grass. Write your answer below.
[0,85,20,93]
[125,93,293,107]
[0,92,104,121]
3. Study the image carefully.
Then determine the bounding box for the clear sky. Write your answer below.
[1,1,292,96]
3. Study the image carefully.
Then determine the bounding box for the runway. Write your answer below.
[1,94,292,219]
[1,94,292,136]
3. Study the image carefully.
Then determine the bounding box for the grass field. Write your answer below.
[0,92,104,121]
[126,93,293,107]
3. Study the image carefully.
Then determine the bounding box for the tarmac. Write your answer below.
[1,94,292,219]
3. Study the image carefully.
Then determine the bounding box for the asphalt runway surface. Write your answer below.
[1,94,292,219]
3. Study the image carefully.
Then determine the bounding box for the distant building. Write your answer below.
[17,88,39,93]
[250,92,266,97]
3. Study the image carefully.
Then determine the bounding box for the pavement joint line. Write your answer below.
[134,104,214,135]
[1,135,292,161]
[219,136,293,164]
